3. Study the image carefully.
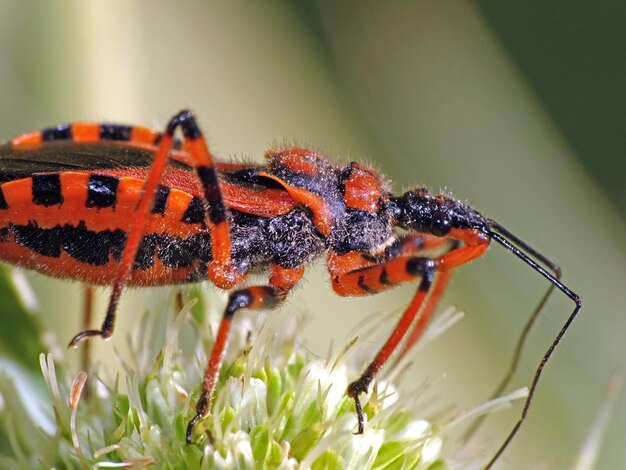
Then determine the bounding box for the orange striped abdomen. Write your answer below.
[0,171,211,286]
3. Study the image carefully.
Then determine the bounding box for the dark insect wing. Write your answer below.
[0,141,193,183]
[0,138,299,220]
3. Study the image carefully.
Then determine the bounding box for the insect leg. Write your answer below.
[461,222,563,442]
[395,237,459,356]
[484,233,581,469]
[69,110,241,347]
[186,264,304,444]
[399,269,452,357]
[329,234,454,362]
[397,229,489,357]
[462,278,555,443]
[355,235,456,358]
[336,256,437,434]
[331,229,490,434]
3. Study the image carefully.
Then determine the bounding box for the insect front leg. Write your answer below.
[186,264,304,444]
[329,234,454,362]
[363,235,456,357]
[399,269,452,357]
[331,254,437,433]
[69,110,242,347]
[330,229,490,434]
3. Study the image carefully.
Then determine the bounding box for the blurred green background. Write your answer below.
[0,1,624,468]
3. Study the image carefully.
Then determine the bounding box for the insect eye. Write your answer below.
[430,210,452,236]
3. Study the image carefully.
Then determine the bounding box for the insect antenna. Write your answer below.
[463,221,560,441]
[489,221,562,278]
[480,220,582,469]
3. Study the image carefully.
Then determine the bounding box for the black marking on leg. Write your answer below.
[0,227,10,242]
[186,413,201,445]
[100,124,132,141]
[182,197,207,226]
[353,396,365,434]
[420,274,434,291]
[11,222,62,258]
[87,174,119,208]
[261,286,281,309]
[405,258,436,290]
[347,379,370,434]
[225,289,254,318]
[42,124,71,141]
[405,257,434,276]
[32,174,63,206]
[197,165,226,224]
[405,258,421,276]
[261,285,277,297]
[166,110,202,140]
[151,185,170,215]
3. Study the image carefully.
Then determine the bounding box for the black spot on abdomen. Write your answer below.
[32,174,63,207]
[12,222,63,257]
[86,174,119,208]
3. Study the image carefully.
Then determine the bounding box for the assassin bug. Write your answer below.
[0,110,580,468]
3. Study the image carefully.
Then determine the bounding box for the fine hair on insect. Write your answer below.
[0,110,581,468]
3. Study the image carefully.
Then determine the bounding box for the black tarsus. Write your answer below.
[166,110,202,140]
[479,224,581,470]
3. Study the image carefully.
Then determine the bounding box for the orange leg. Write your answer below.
[399,269,452,357]
[330,228,490,434]
[186,264,304,443]
[341,256,437,433]
[396,229,489,354]
[395,229,490,355]
[68,110,241,348]
[433,228,489,272]
[383,236,455,356]
[329,235,453,362]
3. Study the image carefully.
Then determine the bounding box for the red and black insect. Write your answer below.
[0,110,580,468]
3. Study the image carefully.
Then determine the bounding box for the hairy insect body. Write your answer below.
[0,143,394,286]
[229,153,396,263]
[0,112,580,470]
[229,208,324,273]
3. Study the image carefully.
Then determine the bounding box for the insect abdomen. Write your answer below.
[0,171,211,286]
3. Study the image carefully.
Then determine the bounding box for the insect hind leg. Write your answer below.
[69,110,241,348]
[186,264,303,444]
